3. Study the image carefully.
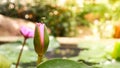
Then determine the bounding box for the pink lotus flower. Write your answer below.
[20,26,34,39]
[34,23,49,55]
[16,26,34,68]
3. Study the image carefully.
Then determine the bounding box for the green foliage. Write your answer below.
[30,5,75,36]
[0,2,18,17]
[109,0,118,4]
[110,1,120,21]
[77,3,109,25]
[37,59,91,68]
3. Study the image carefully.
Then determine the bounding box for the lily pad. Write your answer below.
[75,40,114,63]
[37,59,91,68]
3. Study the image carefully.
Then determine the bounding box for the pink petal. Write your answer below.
[36,23,44,47]
[20,26,34,38]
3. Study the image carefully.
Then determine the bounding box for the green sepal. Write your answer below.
[43,25,49,53]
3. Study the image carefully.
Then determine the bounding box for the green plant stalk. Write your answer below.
[16,38,26,68]
[37,54,43,65]
[112,42,120,60]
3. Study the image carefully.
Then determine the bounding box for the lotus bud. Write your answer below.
[34,23,49,62]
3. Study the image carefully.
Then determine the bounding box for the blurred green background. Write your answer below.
[0,0,120,37]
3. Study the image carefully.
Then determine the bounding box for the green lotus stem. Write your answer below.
[16,38,27,68]
[37,54,43,65]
